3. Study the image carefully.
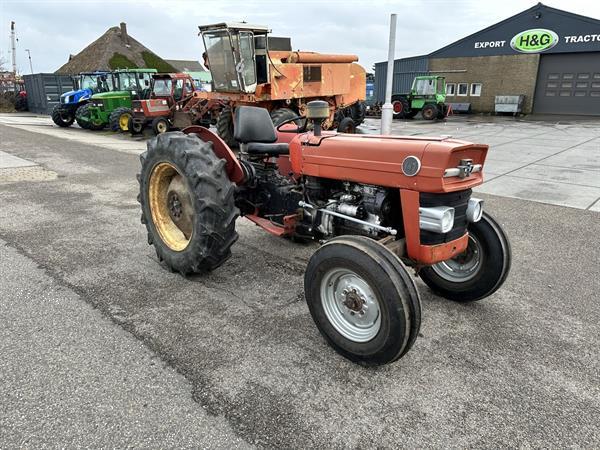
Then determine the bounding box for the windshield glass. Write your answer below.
[237,31,256,89]
[152,79,172,96]
[203,30,240,92]
[117,73,138,90]
[414,78,436,95]
[80,74,113,92]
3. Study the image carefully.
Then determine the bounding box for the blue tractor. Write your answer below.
[51,72,113,127]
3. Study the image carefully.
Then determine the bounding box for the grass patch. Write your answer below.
[109,53,138,70]
[141,51,177,72]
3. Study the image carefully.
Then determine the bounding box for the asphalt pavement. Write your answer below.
[0,118,599,447]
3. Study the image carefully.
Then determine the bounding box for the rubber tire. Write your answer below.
[421,104,438,120]
[14,96,27,111]
[271,107,299,126]
[419,212,511,302]
[391,96,410,119]
[216,106,237,148]
[152,117,170,135]
[129,117,144,135]
[305,235,421,366]
[109,107,132,132]
[137,132,239,274]
[51,104,75,127]
[337,117,356,133]
[75,103,104,130]
[350,101,366,126]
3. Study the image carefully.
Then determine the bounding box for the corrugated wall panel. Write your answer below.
[374,56,429,102]
[23,73,73,114]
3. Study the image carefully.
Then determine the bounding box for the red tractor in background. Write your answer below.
[129,73,204,135]
[137,101,512,366]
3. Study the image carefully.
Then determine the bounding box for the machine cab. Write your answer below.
[150,74,197,106]
[411,76,446,101]
[199,22,270,94]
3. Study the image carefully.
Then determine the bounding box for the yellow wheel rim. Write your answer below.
[119,113,130,131]
[148,162,194,252]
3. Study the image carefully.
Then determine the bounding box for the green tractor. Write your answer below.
[391,75,447,120]
[77,69,157,131]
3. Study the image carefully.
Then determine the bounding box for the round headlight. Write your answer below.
[402,156,421,177]
[466,198,484,222]
[441,209,455,233]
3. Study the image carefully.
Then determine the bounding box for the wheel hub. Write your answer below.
[320,268,381,342]
[168,192,183,221]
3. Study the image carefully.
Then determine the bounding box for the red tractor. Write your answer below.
[137,101,511,366]
[129,73,202,135]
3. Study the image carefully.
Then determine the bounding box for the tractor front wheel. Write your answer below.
[419,212,511,302]
[305,236,421,366]
[110,107,133,132]
[421,104,439,120]
[129,118,144,135]
[337,117,356,133]
[138,132,239,274]
[152,117,170,135]
[51,104,75,127]
[216,106,237,148]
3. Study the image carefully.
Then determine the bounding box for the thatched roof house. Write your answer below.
[55,23,176,74]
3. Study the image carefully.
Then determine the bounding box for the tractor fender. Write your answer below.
[181,125,245,184]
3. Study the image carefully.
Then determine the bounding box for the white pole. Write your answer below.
[10,21,17,75]
[381,13,397,135]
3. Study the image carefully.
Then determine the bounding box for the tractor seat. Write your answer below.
[234,106,289,156]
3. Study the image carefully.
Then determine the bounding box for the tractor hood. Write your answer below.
[60,88,93,104]
[91,90,131,100]
[289,133,489,193]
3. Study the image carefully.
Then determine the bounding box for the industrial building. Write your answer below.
[374,3,600,115]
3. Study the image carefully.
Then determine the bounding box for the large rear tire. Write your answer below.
[51,104,75,127]
[391,96,411,119]
[138,132,239,274]
[270,107,299,126]
[305,235,421,366]
[216,106,237,148]
[419,212,511,302]
[109,107,132,132]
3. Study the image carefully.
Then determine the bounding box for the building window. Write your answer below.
[446,83,456,96]
[457,83,468,96]
[470,83,482,96]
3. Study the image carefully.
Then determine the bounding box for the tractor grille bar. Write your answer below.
[419,189,471,245]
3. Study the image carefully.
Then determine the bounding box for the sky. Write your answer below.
[1,0,599,74]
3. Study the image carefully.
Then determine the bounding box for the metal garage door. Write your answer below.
[533,52,600,115]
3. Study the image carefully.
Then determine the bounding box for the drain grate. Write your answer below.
[0,166,58,184]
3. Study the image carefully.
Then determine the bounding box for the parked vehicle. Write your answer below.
[129,73,201,135]
[77,69,157,131]
[392,75,447,120]
[136,101,511,366]
[51,72,112,127]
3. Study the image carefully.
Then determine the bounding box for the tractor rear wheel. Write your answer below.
[138,132,239,274]
[305,235,421,366]
[271,107,299,126]
[152,117,170,135]
[109,107,133,132]
[419,212,511,302]
[216,106,237,148]
[421,104,439,120]
[391,96,410,119]
[51,104,75,127]
[337,117,356,133]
